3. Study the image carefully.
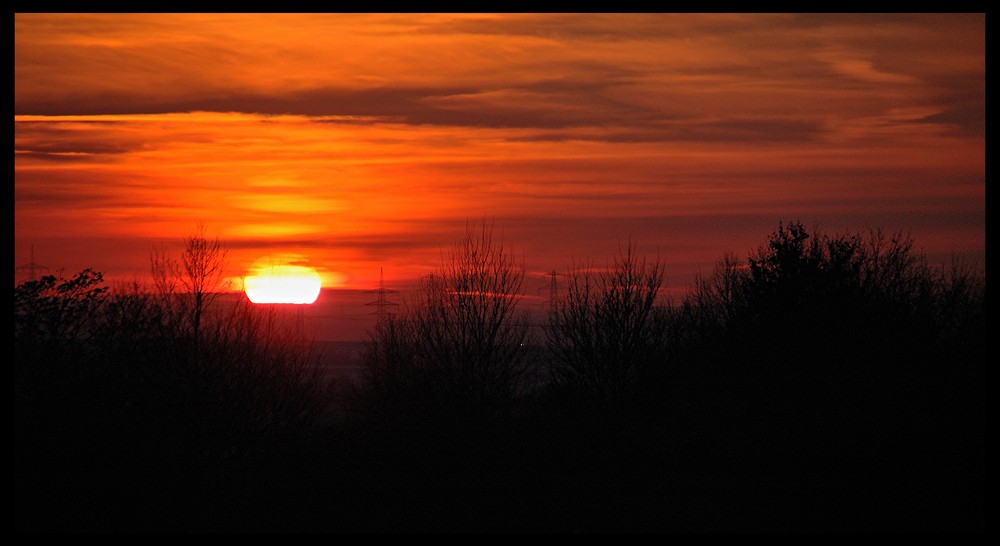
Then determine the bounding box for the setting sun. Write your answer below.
[244,263,322,304]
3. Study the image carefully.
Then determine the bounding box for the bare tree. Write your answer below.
[414,222,530,400]
[358,221,532,424]
[545,243,668,409]
[689,251,749,330]
[150,223,229,344]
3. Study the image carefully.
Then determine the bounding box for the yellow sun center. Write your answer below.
[244,264,321,304]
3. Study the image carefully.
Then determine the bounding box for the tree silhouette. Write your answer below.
[671,221,985,462]
[356,221,531,428]
[149,223,229,345]
[14,268,108,353]
[544,243,668,413]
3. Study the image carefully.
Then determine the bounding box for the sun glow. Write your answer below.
[244,263,322,304]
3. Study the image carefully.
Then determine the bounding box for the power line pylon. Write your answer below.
[16,244,49,283]
[366,267,399,323]
[543,269,561,315]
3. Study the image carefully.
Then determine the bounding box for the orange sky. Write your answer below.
[14,13,985,298]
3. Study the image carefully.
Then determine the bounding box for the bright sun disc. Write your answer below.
[244,264,321,304]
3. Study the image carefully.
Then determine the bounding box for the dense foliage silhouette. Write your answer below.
[16,221,983,533]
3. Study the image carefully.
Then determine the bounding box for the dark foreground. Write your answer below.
[17,381,984,534]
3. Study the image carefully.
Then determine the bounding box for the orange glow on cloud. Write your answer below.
[14,14,984,294]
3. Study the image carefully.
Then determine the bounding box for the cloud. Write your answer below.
[917,95,986,138]
[14,119,142,157]
[13,14,985,294]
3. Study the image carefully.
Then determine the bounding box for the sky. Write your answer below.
[14,13,985,302]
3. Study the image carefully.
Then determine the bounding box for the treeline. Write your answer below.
[354,222,983,452]
[15,221,984,532]
[16,229,335,532]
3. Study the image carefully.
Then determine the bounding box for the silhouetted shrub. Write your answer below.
[14,269,108,357]
[16,269,113,462]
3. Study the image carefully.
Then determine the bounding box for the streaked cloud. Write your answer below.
[14,13,984,292]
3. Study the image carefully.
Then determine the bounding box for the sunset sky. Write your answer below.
[14,13,985,299]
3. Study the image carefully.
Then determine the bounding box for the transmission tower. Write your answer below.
[542,269,561,315]
[366,267,399,323]
[16,244,49,283]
